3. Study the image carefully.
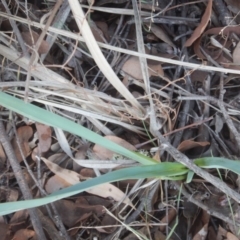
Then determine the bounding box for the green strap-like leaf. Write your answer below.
[0,163,188,215]
[194,157,240,175]
[0,92,157,165]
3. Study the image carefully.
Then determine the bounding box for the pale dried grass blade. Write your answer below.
[2,13,240,75]
[68,0,144,114]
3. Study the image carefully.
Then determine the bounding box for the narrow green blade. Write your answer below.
[0,163,188,215]
[0,92,158,165]
[194,157,240,176]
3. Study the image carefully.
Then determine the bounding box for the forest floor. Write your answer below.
[1,0,240,239]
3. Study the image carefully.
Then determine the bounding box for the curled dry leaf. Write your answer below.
[194,25,240,59]
[121,56,164,81]
[21,30,49,54]
[10,210,29,224]
[42,157,134,207]
[12,126,33,162]
[93,135,136,160]
[36,123,52,153]
[185,0,212,47]
[177,140,210,152]
[148,23,175,47]
[41,157,80,185]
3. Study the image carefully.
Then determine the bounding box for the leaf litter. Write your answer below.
[1,0,240,239]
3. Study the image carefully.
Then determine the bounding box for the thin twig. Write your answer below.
[2,19,240,75]
[0,119,47,240]
[11,120,70,240]
[37,209,66,240]
[25,0,63,101]
[1,0,29,56]
[218,74,240,153]
[41,0,70,62]
[131,0,157,131]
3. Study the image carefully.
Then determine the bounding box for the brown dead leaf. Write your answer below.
[148,23,175,47]
[45,175,71,194]
[190,209,210,238]
[46,199,105,228]
[97,214,117,233]
[132,91,143,98]
[122,56,164,81]
[6,188,19,202]
[95,21,110,42]
[154,230,169,240]
[80,168,96,178]
[36,123,52,153]
[12,126,33,162]
[192,223,208,240]
[21,30,49,54]
[87,183,134,208]
[48,153,68,165]
[226,232,239,240]
[177,140,210,152]
[41,157,80,185]
[93,135,136,160]
[159,208,177,231]
[217,225,227,240]
[89,20,108,43]
[42,157,134,207]
[190,70,209,83]
[194,25,240,59]
[73,144,89,172]
[10,210,29,225]
[12,229,36,240]
[185,0,212,47]
[0,223,9,240]
[208,226,217,240]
